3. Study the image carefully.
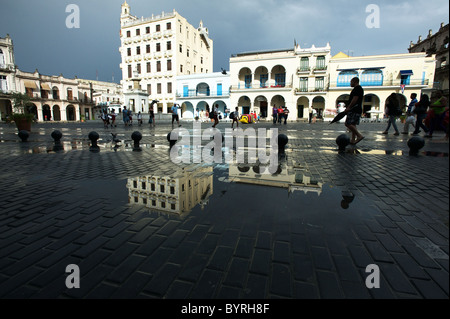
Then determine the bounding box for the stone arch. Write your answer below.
[42,104,51,121]
[53,105,61,121]
[66,105,76,121]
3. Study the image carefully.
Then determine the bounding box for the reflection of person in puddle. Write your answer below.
[341,191,355,209]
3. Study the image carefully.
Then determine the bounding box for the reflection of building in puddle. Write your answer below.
[228,161,322,195]
[127,165,214,216]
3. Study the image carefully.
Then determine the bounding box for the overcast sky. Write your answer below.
[1,0,448,83]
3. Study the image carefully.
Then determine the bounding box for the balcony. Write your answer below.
[231,81,292,91]
[313,66,327,73]
[176,90,230,98]
[295,87,327,94]
[330,78,430,88]
[0,63,14,72]
[297,67,311,74]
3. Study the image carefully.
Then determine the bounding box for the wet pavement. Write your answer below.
[0,120,448,300]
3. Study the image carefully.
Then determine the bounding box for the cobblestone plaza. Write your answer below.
[0,119,448,300]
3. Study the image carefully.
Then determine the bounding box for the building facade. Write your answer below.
[229,42,435,121]
[229,43,331,120]
[176,71,230,120]
[328,52,436,120]
[0,35,16,120]
[408,22,449,99]
[119,1,213,114]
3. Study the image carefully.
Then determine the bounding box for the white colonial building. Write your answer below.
[175,71,230,120]
[0,35,16,120]
[327,51,436,120]
[229,43,331,120]
[119,1,213,114]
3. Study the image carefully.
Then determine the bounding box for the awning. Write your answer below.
[41,83,51,90]
[24,80,37,89]
[400,70,413,76]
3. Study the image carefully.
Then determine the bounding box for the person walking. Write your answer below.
[425,90,448,138]
[277,106,284,124]
[148,107,155,128]
[283,106,290,124]
[309,106,313,124]
[137,111,143,126]
[402,93,418,134]
[212,104,219,128]
[311,108,317,124]
[412,94,430,135]
[231,107,240,129]
[171,104,181,127]
[345,77,365,145]
[382,93,401,135]
[122,106,129,126]
[272,105,278,124]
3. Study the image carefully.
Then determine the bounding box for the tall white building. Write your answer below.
[119,1,213,114]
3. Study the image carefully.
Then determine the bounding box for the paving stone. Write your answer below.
[242,273,268,299]
[110,271,152,299]
[316,271,344,299]
[255,231,272,250]
[293,281,319,299]
[189,269,223,299]
[234,237,255,259]
[178,254,209,282]
[375,233,405,253]
[292,254,314,282]
[364,241,394,263]
[411,279,448,299]
[168,241,197,265]
[270,263,292,297]
[402,245,441,269]
[207,246,234,271]
[391,253,430,280]
[250,249,271,275]
[425,268,449,295]
[224,258,249,288]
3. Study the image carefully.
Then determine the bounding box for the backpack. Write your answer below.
[229,112,235,119]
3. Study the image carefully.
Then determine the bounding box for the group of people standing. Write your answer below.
[382,90,448,138]
[272,105,290,124]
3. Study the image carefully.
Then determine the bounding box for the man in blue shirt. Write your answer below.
[402,93,418,134]
[171,104,181,127]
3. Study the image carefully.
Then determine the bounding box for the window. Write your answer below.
[127,30,131,37]
[128,65,132,78]
[361,69,383,86]
[300,57,309,71]
[167,41,172,51]
[160,185,164,193]
[171,203,176,210]
[147,84,151,94]
[315,77,324,90]
[180,65,183,73]
[146,26,150,34]
[157,61,161,72]
[300,77,308,92]
[146,44,150,54]
[136,46,140,55]
[316,56,326,70]
[127,48,131,56]
[151,183,155,191]
[136,29,140,36]
[337,70,358,87]
[275,73,285,86]
[167,82,172,94]
[187,49,189,57]
[245,75,252,88]
[167,22,171,30]
[260,74,268,88]
[156,24,160,32]
[157,83,162,94]
[201,57,203,64]
[137,63,141,74]
[217,83,222,96]
[179,44,182,53]
[156,43,161,52]
[67,88,73,100]
[147,62,151,73]
[167,60,172,71]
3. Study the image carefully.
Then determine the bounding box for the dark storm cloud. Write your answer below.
[1,0,448,83]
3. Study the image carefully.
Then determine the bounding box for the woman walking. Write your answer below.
[382,93,401,136]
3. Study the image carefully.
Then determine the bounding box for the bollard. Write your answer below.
[341,190,355,209]
[278,134,288,156]
[88,131,100,152]
[167,131,179,149]
[131,131,142,152]
[407,136,425,156]
[51,130,64,152]
[18,130,29,142]
[336,134,350,152]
